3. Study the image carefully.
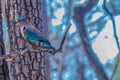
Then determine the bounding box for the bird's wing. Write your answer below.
[25,26,40,35]
[25,26,50,44]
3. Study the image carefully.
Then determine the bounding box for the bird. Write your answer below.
[14,17,55,50]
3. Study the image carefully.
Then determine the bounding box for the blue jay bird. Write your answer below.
[14,18,55,50]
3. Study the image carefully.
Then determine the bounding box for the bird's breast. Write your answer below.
[20,26,26,37]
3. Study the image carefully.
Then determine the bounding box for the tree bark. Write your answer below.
[4,0,49,80]
[74,0,109,80]
[0,0,9,80]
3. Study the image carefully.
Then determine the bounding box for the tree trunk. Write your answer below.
[0,0,9,80]
[74,0,109,80]
[4,0,49,80]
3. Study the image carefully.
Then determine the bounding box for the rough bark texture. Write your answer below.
[74,0,109,80]
[0,0,9,80]
[4,0,49,80]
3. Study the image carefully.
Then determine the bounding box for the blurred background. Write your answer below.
[45,0,120,80]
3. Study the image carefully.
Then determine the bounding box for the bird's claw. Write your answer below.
[49,49,64,55]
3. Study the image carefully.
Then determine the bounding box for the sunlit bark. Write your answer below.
[0,0,9,80]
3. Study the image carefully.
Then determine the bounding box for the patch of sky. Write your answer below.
[51,71,59,80]
[92,19,119,64]
[69,20,76,34]
[91,12,104,22]
[52,8,65,26]
[97,0,104,6]
[62,72,71,80]
[84,67,97,80]
[115,15,120,43]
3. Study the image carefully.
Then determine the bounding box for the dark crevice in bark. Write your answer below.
[2,60,10,80]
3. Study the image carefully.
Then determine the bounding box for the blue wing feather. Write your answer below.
[24,26,52,47]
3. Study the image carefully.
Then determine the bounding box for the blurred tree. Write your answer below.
[2,0,50,80]
[46,0,120,80]
[0,0,9,80]
[103,0,120,80]
[74,0,109,80]
[46,0,90,80]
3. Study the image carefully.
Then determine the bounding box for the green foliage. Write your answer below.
[113,67,120,80]
[117,58,120,66]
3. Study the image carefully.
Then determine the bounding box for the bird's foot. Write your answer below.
[49,49,64,55]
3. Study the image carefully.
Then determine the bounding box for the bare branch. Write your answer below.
[0,46,62,61]
[59,23,72,51]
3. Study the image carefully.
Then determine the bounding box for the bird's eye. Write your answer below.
[23,27,26,30]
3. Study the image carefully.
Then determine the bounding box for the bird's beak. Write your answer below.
[11,20,18,24]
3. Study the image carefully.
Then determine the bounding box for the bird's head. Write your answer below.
[17,17,27,22]
[12,17,30,26]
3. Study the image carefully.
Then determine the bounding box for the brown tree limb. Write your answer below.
[0,46,62,61]
[74,0,109,80]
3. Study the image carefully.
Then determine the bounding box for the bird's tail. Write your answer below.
[42,42,55,50]
[48,45,56,50]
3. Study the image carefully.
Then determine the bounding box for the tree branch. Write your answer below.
[0,46,62,61]
[103,0,120,79]
[74,0,109,80]
[103,1,120,49]
[59,23,71,51]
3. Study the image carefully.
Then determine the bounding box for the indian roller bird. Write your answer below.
[14,17,55,50]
